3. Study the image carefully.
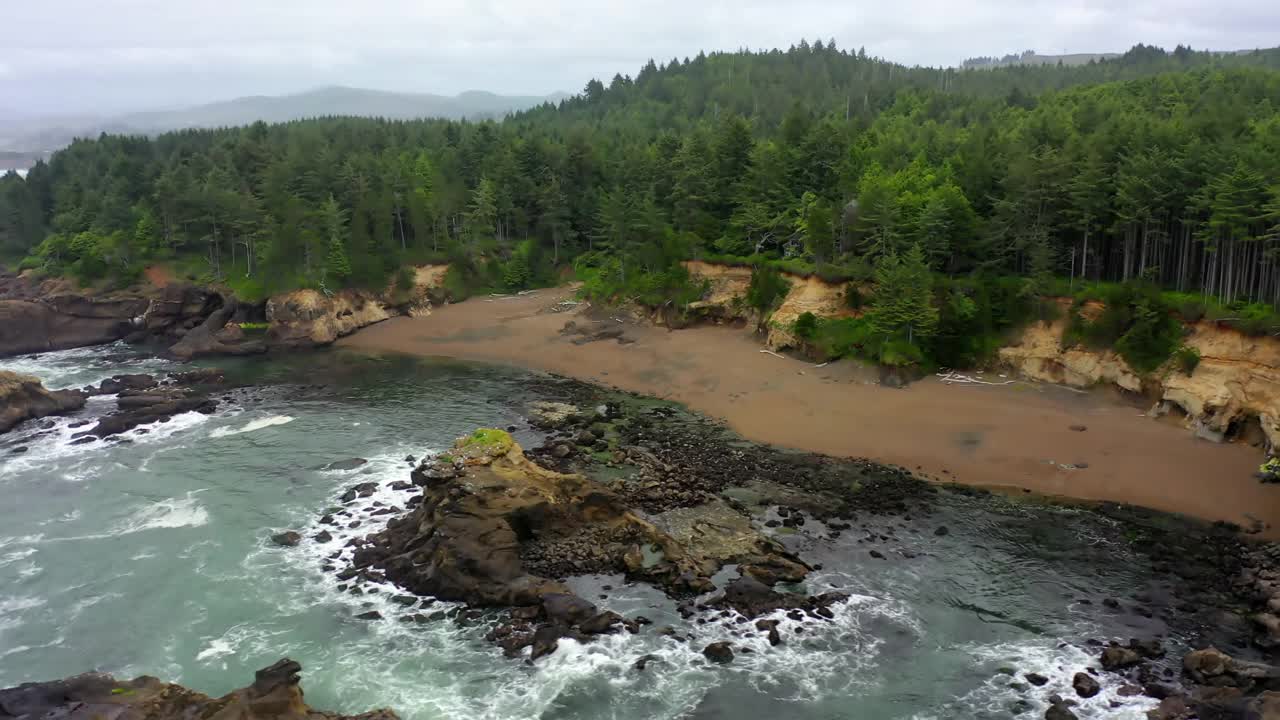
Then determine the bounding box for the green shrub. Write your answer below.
[845,285,865,310]
[794,311,818,339]
[1174,346,1201,375]
[879,337,926,367]
[1063,281,1183,374]
[745,264,790,313]
[394,266,416,292]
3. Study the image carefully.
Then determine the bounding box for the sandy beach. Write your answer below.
[338,286,1280,537]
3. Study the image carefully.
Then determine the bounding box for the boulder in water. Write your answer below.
[272,531,302,547]
[1100,645,1142,670]
[1072,672,1100,698]
[325,458,369,472]
[702,642,734,664]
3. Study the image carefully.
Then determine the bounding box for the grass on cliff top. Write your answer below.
[456,428,515,455]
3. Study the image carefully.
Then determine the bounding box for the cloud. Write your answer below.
[1,0,1277,114]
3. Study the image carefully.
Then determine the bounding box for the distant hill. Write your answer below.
[963,46,1272,69]
[0,86,569,153]
[963,50,1120,69]
[117,86,569,129]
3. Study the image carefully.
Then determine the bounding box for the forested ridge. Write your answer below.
[2,41,1280,369]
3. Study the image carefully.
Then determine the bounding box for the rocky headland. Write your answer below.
[259,381,1280,716]
[0,265,448,361]
[0,659,396,720]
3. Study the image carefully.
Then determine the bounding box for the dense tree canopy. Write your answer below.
[1,41,1278,313]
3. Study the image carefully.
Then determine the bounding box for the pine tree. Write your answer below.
[869,244,938,346]
[321,195,350,285]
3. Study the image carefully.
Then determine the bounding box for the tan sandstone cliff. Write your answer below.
[265,265,448,350]
[1000,314,1280,451]
[680,262,1280,454]
[681,261,854,349]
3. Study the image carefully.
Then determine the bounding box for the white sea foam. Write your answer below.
[912,639,1159,719]
[2,409,211,478]
[239,444,941,720]
[112,493,210,534]
[195,637,236,662]
[0,343,174,390]
[209,415,294,439]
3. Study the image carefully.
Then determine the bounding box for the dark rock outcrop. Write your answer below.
[0,658,397,720]
[169,299,265,360]
[0,371,86,434]
[702,642,734,664]
[349,430,686,606]
[0,273,223,358]
[1072,672,1100,698]
[70,371,225,440]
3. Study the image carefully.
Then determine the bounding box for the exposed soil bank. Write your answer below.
[338,287,1279,538]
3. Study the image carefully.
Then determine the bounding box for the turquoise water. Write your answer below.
[0,346,1188,718]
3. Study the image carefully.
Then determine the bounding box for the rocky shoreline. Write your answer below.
[1,367,230,444]
[0,659,396,720]
[3,359,1279,717]
[0,266,448,361]
[255,376,1280,718]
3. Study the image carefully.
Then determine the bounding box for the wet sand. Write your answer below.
[339,287,1280,537]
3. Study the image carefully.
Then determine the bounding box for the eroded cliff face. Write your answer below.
[680,261,854,348]
[765,274,855,350]
[266,290,399,349]
[0,264,450,359]
[1000,315,1280,451]
[264,265,449,350]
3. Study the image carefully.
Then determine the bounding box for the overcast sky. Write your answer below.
[3,0,1278,116]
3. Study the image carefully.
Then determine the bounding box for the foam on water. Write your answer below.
[912,640,1159,719]
[230,446,952,720]
[2,409,212,478]
[0,343,175,390]
[112,492,210,534]
[209,416,294,439]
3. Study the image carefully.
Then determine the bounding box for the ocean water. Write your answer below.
[0,345,1193,718]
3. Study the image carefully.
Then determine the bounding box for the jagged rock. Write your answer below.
[324,458,369,472]
[1072,672,1100,698]
[271,531,302,547]
[702,642,734,664]
[0,371,86,434]
[93,374,157,395]
[1183,647,1280,688]
[349,429,728,608]
[543,594,598,626]
[579,611,626,635]
[266,289,396,350]
[0,296,147,358]
[1044,702,1079,720]
[1025,673,1049,686]
[633,654,660,672]
[1100,645,1142,670]
[710,574,847,620]
[170,300,266,360]
[0,658,397,720]
[74,388,217,439]
[530,625,563,661]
